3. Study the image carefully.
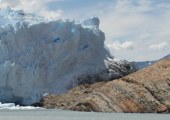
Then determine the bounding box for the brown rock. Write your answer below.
[40,59,170,113]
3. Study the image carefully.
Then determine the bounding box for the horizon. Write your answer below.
[0,0,169,61]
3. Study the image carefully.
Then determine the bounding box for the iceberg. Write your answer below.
[0,7,135,105]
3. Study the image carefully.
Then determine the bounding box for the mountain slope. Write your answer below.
[160,54,170,60]
[134,54,170,70]
[41,59,170,113]
[134,61,155,70]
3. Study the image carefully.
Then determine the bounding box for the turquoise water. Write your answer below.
[0,109,170,120]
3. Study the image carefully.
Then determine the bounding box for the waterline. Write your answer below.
[0,109,170,120]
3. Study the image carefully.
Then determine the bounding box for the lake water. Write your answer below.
[0,109,170,120]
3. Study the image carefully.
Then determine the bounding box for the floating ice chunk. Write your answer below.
[0,102,43,110]
[0,102,15,108]
[43,93,49,97]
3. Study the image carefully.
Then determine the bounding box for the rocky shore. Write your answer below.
[39,59,170,113]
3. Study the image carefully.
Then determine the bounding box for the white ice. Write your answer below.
[0,102,42,110]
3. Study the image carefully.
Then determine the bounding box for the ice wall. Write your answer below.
[0,7,134,105]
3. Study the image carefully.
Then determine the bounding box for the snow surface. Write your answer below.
[0,7,134,105]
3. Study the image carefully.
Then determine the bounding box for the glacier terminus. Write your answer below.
[0,7,135,105]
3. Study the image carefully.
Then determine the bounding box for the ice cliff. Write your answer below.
[0,7,135,105]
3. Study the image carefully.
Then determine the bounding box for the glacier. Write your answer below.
[0,7,135,105]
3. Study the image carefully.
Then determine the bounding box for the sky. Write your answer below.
[0,0,170,61]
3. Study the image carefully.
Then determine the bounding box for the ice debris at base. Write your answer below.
[0,102,42,110]
[0,7,135,105]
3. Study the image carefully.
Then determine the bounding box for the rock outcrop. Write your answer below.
[40,59,170,113]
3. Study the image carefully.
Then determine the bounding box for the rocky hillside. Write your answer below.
[40,59,170,113]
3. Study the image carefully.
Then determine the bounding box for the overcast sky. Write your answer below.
[0,0,170,61]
